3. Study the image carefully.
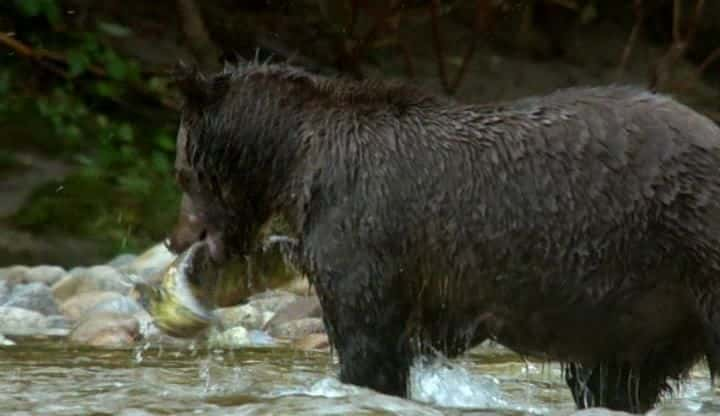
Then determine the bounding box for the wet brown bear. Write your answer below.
[170,58,720,413]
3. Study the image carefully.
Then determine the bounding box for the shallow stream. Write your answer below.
[1,341,718,415]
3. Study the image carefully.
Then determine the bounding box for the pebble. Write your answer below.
[3,282,60,316]
[51,265,131,302]
[69,312,140,348]
[60,291,125,321]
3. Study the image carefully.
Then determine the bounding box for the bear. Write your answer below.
[168,58,720,413]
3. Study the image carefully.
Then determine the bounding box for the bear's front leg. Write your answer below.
[312,258,414,397]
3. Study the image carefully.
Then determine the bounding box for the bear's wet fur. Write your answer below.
[171,59,720,413]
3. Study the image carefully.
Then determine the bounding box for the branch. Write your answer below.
[176,0,221,71]
[0,32,179,111]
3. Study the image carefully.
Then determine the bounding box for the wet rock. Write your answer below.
[52,265,131,302]
[0,280,8,304]
[246,290,299,314]
[280,276,314,296]
[247,329,275,346]
[69,312,140,348]
[46,314,71,329]
[217,304,266,330]
[208,326,252,348]
[3,282,60,316]
[0,334,15,346]
[107,253,137,269]
[0,306,49,334]
[123,242,176,281]
[267,317,325,340]
[88,295,143,316]
[263,295,322,330]
[293,332,330,351]
[60,291,125,321]
[0,265,66,286]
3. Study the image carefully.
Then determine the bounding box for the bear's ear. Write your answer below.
[172,60,231,111]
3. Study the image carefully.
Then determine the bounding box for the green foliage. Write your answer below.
[12,0,61,26]
[3,0,183,255]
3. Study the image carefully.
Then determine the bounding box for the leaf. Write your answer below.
[66,49,90,77]
[116,123,134,142]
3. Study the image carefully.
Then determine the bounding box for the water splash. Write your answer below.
[409,358,508,409]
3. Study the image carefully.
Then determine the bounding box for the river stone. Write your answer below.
[0,280,8,304]
[293,332,330,351]
[246,290,299,314]
[60,291,125,321]
[217,304,266,330]
[263,295,322,330]
[3,282,60,316]
[69,312,140,348]
[46,314,71,329]
[52,265,131,302]
[0,306,49,334]
[88,295,143,316]
[107,253,137,269]
[208,326,251,348]
[0,265,66,286]
[267,317,325,340]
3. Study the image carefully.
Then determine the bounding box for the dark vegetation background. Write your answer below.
[1,0,719,267]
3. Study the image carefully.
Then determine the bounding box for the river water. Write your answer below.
[1,340,718,415]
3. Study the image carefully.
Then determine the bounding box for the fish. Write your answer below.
[133,240,220,338]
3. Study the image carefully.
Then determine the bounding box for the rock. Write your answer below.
[267,317,325,340]
[0,334,15,346]
[60,291,125,321]
[263,295,322,330]
[0,280,8,304]
[51,265,131,302]
[88,295,143,316]
[123,242,176,281]
[208,326,251,348]
[0,265,65,286]
[280,276,314,296]
[46,314,71,329]
[3,282,60,316]
[0,306,49,334]
[294,332,330,351]
[107,253,137,269]
[247,329,276,346]
[246,290,299,314]
[69,312,140,348]
[217,304,266,330]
